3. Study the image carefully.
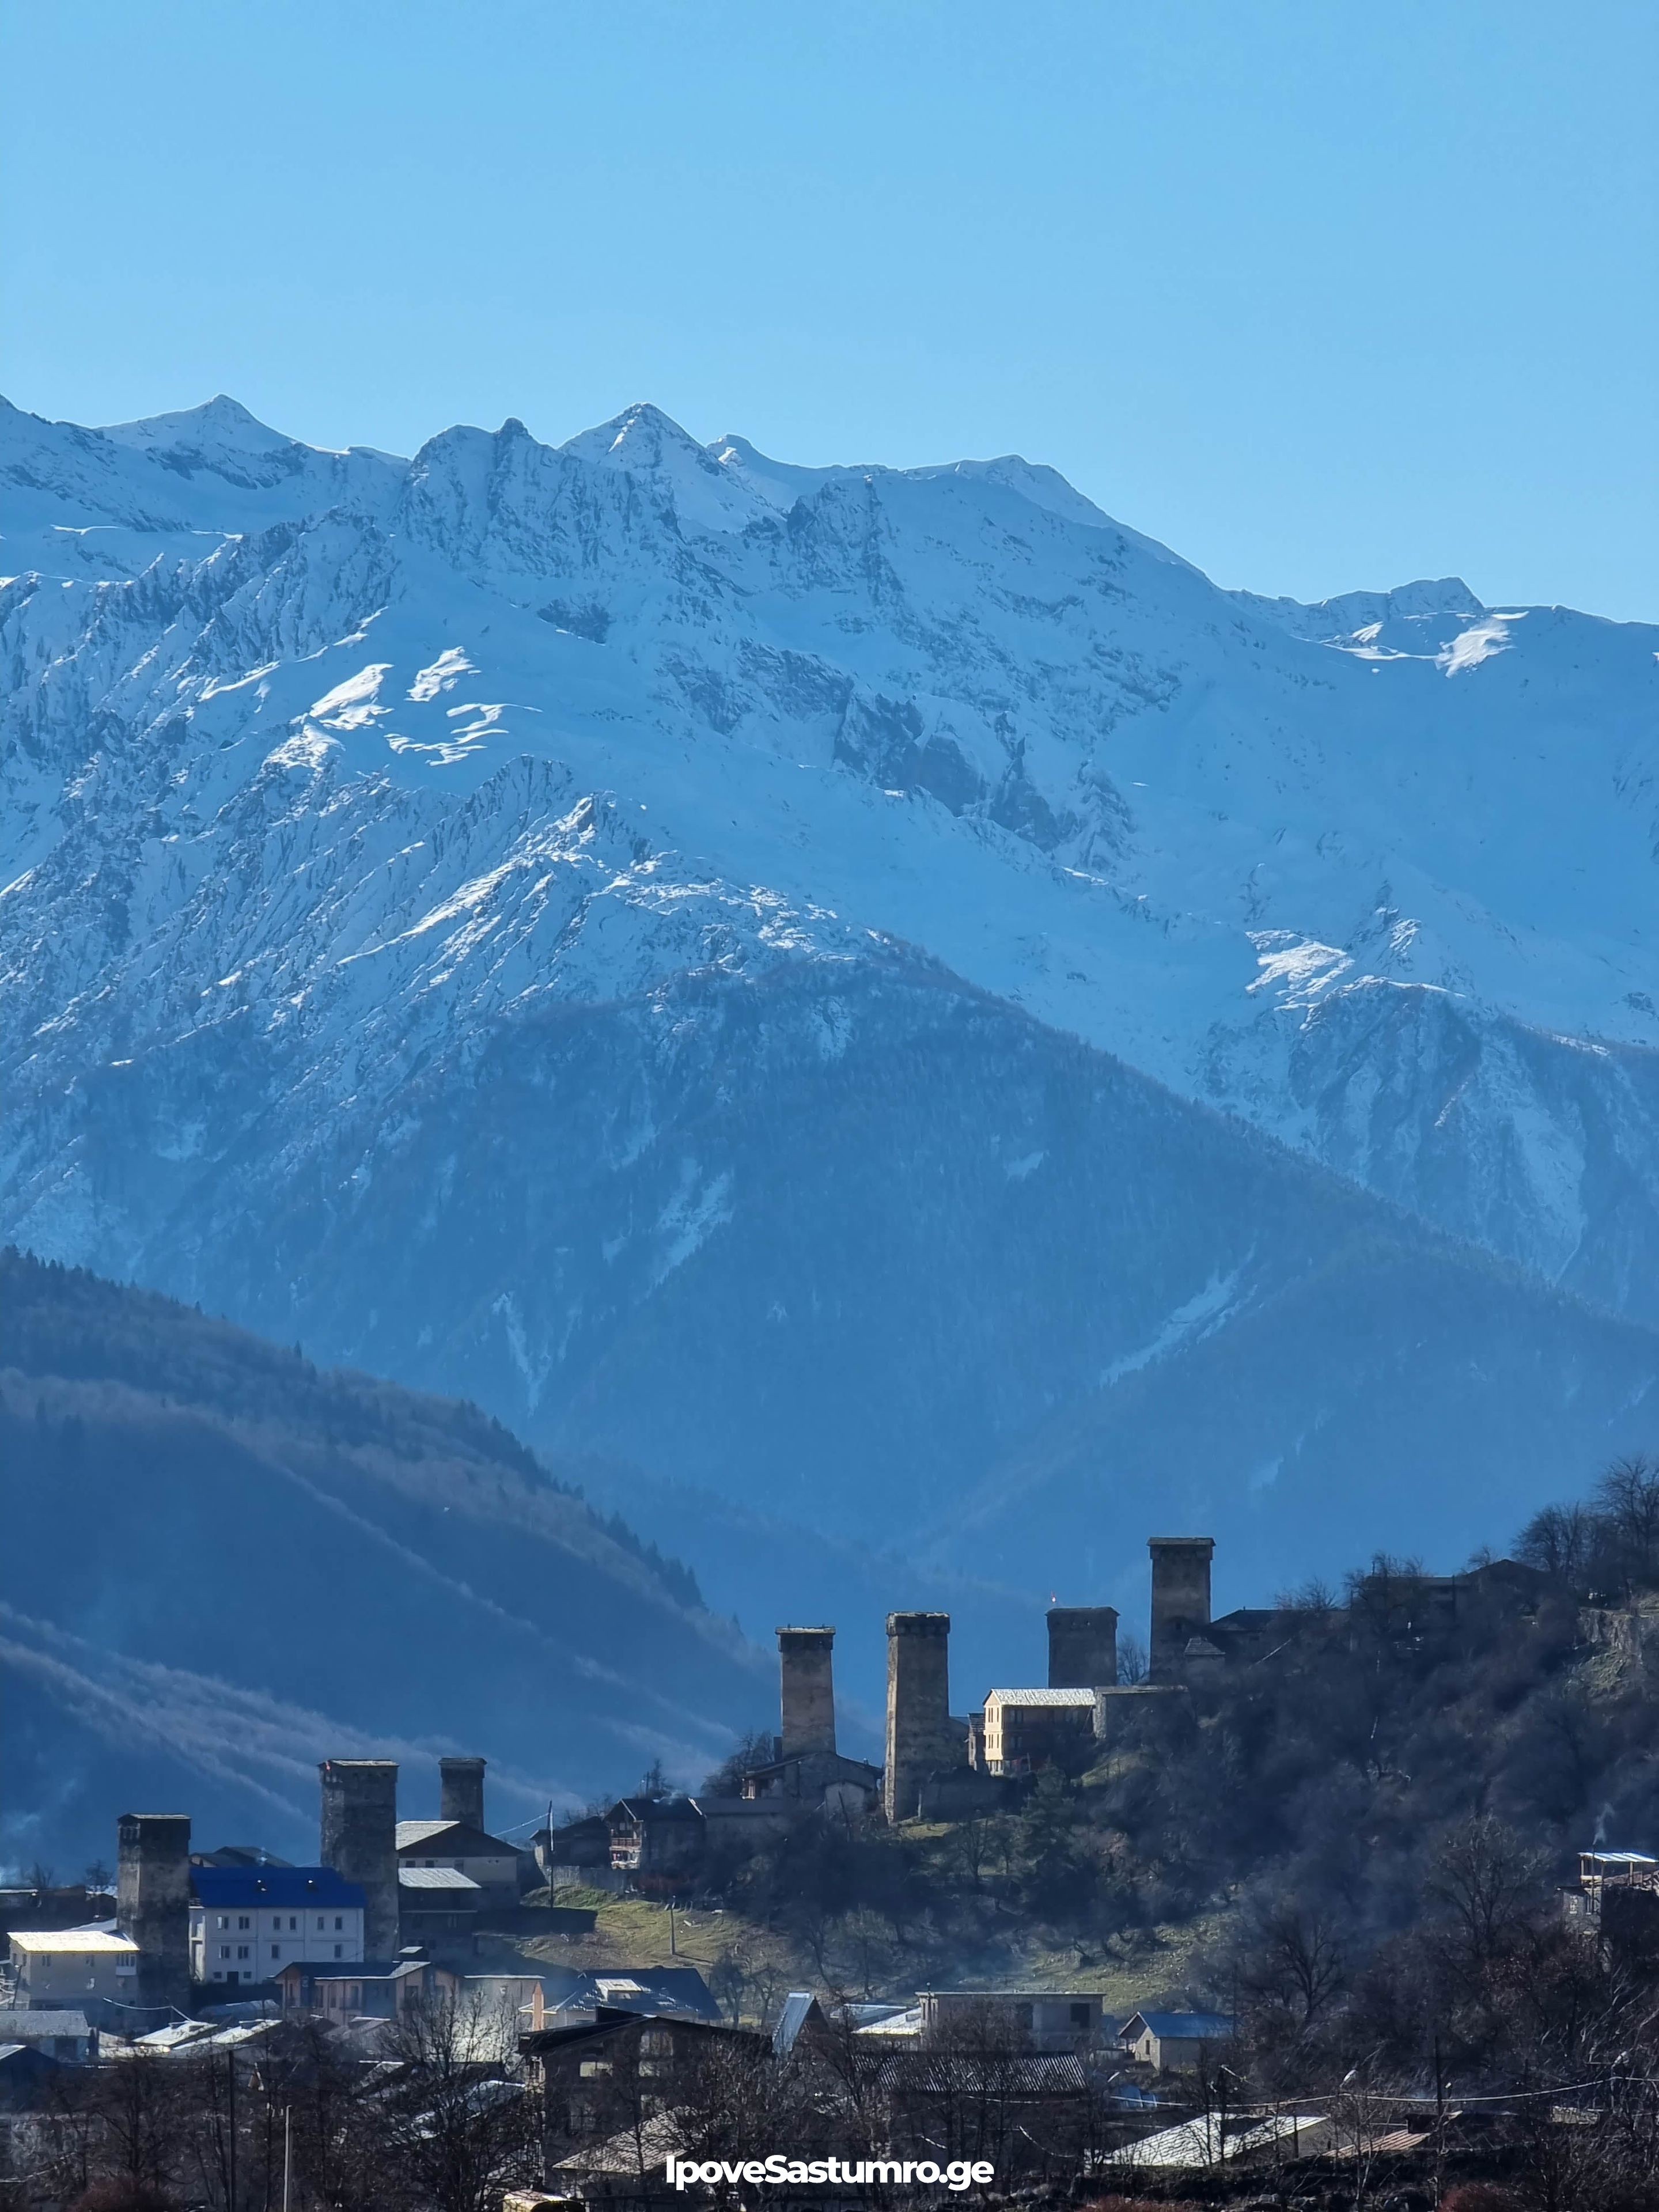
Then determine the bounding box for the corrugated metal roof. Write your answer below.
[397,1866,482,1891]
[1122,2010,1234,2039]
[0,2010,92,2038]
[984,1687,1098,1708]
[772,1990,820,2053]
[853,2005,923,2038]
[396,1820,516,1854]
[395,1820,453,1849]
[1104,2110,1323,2168]
[9,1929,138,1954]
[608,1796,704,1823]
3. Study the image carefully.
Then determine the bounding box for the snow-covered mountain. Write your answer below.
[3,393,1656,1686]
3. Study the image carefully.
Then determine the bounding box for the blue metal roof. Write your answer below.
[191,1866,365,1910]
[1122,2011,1234,2040]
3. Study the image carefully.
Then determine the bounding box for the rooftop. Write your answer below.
[0,2010,92,2039]
[984,1687,1099,1708]
[1122,2010,1234,2040]
[609,1797,703,1824]
[192,1866,365,1910]
[395,1819,517,1855]
[275,1956,430,1984]
[398,1866,482,1892]
[9,1929,139,1955]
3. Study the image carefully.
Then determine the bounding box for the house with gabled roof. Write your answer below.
[1119,2010,1234,2073]
[395,1818,522,1905]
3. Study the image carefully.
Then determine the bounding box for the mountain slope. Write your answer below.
[2,395,1657,1684]
[0,1249,767,1870]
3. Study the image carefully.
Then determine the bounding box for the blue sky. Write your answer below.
[5,1,1653,617]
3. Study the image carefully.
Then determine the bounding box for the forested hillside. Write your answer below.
[0,1249,767,1870]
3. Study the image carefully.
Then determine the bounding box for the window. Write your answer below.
[237,1916,250,1930]
[334,1915,343,1930]
[270,1945,281,1960]
[237,1945,250,1960]
[334,1944,343,1959]
[316,1916,324,1930]
[219,1945,231,1960]
[289,1916,298,1930]
[1071,2003,1092,2027]
[217,1915,229,1930]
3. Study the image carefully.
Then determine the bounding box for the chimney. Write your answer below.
[884,1612,950,1824]
[1148,1537,1214,1681]
[776,1627,837,1759]
[320,1759,399,1960]
[1047,1605,1119,1689]
[440,1756,487,1832]
[116,1813,191,2006]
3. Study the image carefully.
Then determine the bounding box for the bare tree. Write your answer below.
[1592,1456,1659,1597]
[82,2052,182,2208]
[363,1987,542,2212]
[1235,1897,1348,2033]
[1515,1501,1592,1586]
[1425,1816,1547,1971]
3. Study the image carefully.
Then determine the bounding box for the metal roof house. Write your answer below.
[275,1950,444,2020]
[397,1864,483,1936]
[395,1819,524,1904]
[980,1688,1099,1774]
[7,1927,140,2006]
[1119,2010,1234,2073]
[0,2009,96,2061]
[190,1865,365,1988]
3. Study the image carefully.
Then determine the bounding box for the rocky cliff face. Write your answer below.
[3,393,1656,1683]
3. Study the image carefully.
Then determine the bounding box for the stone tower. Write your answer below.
[116,1812,191,2006]
[1047,1605,1119,1689]
[777,1627,837,1759]
[1148,1537,1214,1681]
[440,1756,487,1831]
[319,1759,399,1960]
[884,1612,951,1823]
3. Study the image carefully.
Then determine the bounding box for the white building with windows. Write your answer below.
[7,1928,139,2005]
[190,1866,365,1988]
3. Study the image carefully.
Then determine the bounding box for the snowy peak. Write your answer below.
[1233,575,1490,657]
[704,433,852,514]
[559,402,768,535]
[101,393,298,457]
[0,392,406,579]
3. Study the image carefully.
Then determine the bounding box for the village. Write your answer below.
[5,1529,1646,2207]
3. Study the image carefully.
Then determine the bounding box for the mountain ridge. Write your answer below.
[3,392,1656,1702]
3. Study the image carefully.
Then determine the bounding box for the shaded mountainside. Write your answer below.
[32,945,1658,1696]
[0,1250,768,1870]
